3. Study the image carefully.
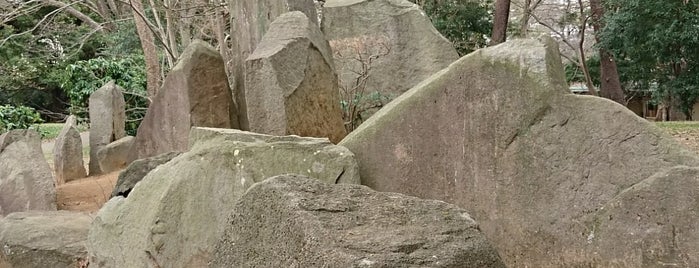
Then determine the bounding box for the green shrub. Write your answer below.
[410,0,493,55]
[59,54,148,135]
[0,105,44,133]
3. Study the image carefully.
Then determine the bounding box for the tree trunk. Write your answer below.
[490,0,510,45]
[590,0,625,104]
[519,0,531,36]
[130,0,161,99]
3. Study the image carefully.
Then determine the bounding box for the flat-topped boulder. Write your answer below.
[211,174,506,267]
[97,136,134,173]
[88,128,359,268]
[340,36,699,267]
[0,130,56,216]
[246,11,346,143]
[0,211,92,268]
[128,40,238,162]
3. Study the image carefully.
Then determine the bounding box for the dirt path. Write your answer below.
[41,131,122,213]
[56,171,120,212]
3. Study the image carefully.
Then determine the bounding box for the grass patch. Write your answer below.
[655,121,699,133]
[36,123,88,140]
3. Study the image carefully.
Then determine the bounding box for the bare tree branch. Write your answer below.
[41,0,103,31]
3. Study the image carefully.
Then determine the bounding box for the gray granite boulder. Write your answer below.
[128,41,237,162]
[96,136,134,173]
[340,36,699,267]
[211,174,506,267]
[0,130,56,216]
[246,11,346,143]
[229,0,318,129]
[88,128,359,268]
[0,211,91,268]
[53,115,86,184]
[111,151,181,198]
[88,81,126,175]
[323,0,459,97]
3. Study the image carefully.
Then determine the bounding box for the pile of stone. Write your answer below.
[2,0,699,267]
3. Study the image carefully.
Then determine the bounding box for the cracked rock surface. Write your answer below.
[88,128,359,268]
[210,174,506,268]
[340,36,699,267]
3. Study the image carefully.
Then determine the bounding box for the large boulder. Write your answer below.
[88,81,126,175]
[339,36,699,267]
[0,211,91,268]
[111,151,181,198]
[230,0,318,129]
[96,136,134,173]
[88,128,360,268]
[53,115,87,184]
[128,40,238,162]
[589,166,699,266]
[322,0,459,97]
[0,130,56,216]
[246,11,346,143]
[211,174,506,267]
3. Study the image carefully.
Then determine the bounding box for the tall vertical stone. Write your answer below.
[322,0,459,96]
[53,115,87,184]
[128,40,237,161]
[0,130,57,216]
[229,0,318,130]
[88,81,126,175]
[246,12,346,143]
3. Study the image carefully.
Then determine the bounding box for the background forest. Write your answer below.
[1,0,698,133]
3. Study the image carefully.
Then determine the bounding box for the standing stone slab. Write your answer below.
[246,11,346,143]
[88,81,126,175]
[53,115,87,184]
[0,211,92,268]
[323,0,459,97]
[230,0,318,129]
[0,130,56,216]
[211,174,506,267]
[340,36,699,267]
[128,40,237,162]
[88,128,359,268]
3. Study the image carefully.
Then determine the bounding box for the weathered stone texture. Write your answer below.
[230,0,318,129]
[0,211,91,268]
[53,115,86,184]
[0,130,56,216]
[340,36,699,267]
[88,128,359,268]
[128,40,237,161]
[322,0,459,97]
[88,81,126,175]
[211,174,506,268]
[96,136,134,173]
[111,151,181,198]
[246,11,346,143]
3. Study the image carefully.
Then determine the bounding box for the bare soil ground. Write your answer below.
[56,171,120,212]
[42,132,121,213]
[656,121,699,154]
